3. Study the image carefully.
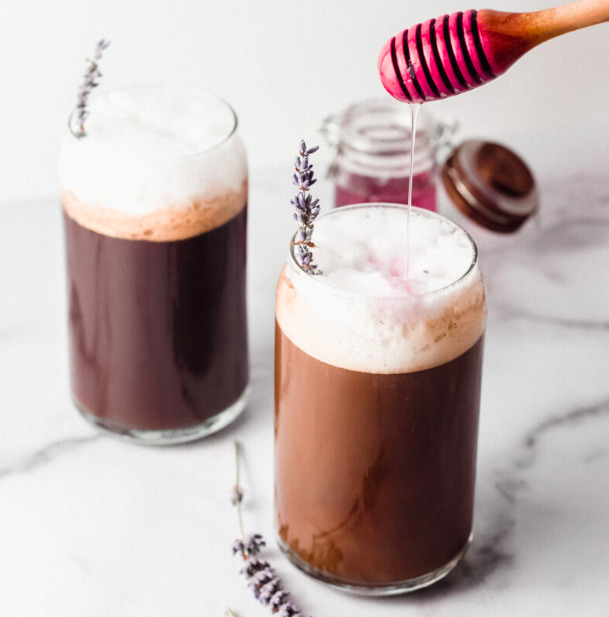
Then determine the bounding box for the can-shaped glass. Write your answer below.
[60,86,249,444]
[275,204,486,594]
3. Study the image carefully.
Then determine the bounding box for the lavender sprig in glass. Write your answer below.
[70,39,110,138]
[291,141,322,274]
[231,441,311,617]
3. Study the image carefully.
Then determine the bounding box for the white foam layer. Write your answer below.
[276,206,487,374]
[59,86,247,215]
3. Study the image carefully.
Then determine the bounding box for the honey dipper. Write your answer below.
[378,0,609,103]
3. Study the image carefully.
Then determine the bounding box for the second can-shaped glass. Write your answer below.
[60,86,249,444]
[275,204,486,594]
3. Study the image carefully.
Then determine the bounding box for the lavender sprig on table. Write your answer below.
[70,39,110,138]
[291,141,322,274]
[231,441,311,617]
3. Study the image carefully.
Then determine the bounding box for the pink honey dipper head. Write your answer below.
[378,37,411,103]
[378,10,526,104]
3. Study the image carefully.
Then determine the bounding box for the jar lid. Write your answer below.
[441,140,538,233]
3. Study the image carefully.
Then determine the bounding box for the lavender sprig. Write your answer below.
[70,39,110,138]
[290,141,321,274]
[231,441,311,616]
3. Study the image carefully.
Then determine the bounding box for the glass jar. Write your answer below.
[438,139,539,256]
[321,98,454,211]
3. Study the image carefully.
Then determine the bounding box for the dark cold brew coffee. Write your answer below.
[275,325,483,585]
[64,207,248,434]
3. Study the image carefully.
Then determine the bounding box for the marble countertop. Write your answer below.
[1,167,608,616]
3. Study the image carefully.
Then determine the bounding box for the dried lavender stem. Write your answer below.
[69,39,110,138]
[290,141,321,274]
[230,442,311,616]
[234,441,245,540]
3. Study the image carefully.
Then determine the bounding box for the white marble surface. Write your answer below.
[1,166,608,616]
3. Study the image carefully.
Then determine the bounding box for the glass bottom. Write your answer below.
[277,532,472,596]
[74,386,249,446]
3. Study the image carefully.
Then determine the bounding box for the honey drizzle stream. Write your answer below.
[406,103,421,278]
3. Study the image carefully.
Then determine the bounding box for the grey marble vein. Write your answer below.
[516,398,609,470]
[479,399,609,574]
[0,434,101,480]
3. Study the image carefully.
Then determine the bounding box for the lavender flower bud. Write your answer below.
[248,566,276,598]
[240,558,272,578]
[231,539,247,557]
[276,602,302,617]
[231,485,244,506]
[247,578,262,599]
[296,246,309,261]
[253,567,275,586]
[246,533,266,556]
[270,590,290,611]
[259,578,283,605]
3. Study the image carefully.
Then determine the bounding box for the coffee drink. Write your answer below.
[275,205,486,593]
[60,87,249,443]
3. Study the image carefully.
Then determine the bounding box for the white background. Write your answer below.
[1,0,609,202]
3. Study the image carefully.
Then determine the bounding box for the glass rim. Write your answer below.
[288,203,479,301]
[66,84,239,162]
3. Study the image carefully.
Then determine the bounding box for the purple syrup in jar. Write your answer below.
[321,98,444,212]
[334,170,436,210]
